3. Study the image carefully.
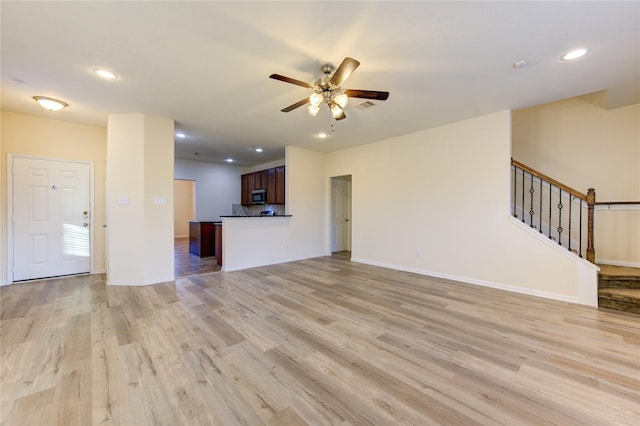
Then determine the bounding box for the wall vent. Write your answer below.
[354,101,376,110]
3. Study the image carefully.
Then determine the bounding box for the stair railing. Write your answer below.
[511,159,595,263]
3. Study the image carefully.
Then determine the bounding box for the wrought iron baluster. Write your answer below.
[548,184,552,239]
[539,177,543,233]
[521,169,525,223]
[529,173,535,227]
[557,188,563,245]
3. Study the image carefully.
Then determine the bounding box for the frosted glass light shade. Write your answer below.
[330,103,343,118]
[309,92,323,107]
[334,93,348,108]
[33,96,68,111]
[307,104,320,116]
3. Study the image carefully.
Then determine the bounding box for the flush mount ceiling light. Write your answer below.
[270,57,389,121]
[225,158,234,163]
[93,68,118,79]
[33,96,68,111]
[562,48,589,61]
[255,148,263,152]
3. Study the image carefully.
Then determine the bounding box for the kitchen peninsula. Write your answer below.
[220,215,294,272]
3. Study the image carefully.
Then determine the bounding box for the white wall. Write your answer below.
[174,158,242,220]
[325,111,598,305]
[106,114,174,285]
[221,146,325,271]
[513,98,640,267]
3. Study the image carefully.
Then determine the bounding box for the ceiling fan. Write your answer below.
[269,57,389,121]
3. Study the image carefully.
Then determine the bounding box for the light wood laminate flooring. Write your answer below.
[174,237,220,278]
[1,256,639,425]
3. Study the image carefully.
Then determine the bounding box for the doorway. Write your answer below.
[9,155,92,282]
[174,179,195,238]
[331,175,352,254]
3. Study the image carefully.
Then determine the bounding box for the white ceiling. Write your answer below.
[2,1,638,167]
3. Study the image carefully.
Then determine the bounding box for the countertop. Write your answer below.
[220,215,292,218]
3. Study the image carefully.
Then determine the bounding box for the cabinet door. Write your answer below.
[241,174,250,205]
[240,173,254,204]
[257,170,268,190]
[275,166,285,204]
[266,168,276,204]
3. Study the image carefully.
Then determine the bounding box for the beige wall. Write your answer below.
[174,179,195,237]
[325,110,598,305]
[1,110,107,284]
[513,98,640,266]
[106,114,174,285]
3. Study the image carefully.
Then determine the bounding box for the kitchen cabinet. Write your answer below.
[189,221,216,257]
[241,166,285,205]
[241,174,251,205]
[266,168,276,204]
[214,223,222,266]
[275,166,285,204]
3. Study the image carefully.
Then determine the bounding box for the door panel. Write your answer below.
[12,157,91,281]
[331,177,351,252]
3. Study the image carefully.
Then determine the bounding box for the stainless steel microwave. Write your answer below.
[251,189,266,204]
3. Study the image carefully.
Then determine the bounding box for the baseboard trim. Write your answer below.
[107,276,175,286]
[350,257,579,305]
[596,259,640,268]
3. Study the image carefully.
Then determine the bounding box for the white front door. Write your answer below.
[12,157,91,281]
[331,176,351,252]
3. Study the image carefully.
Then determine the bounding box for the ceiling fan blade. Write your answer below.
[344,89,390,101]
[330,57,360,87]
[281,98,310,112]
[270,74,314,89]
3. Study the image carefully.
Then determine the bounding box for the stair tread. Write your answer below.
[598,288,640,302]
[598,264,640,279]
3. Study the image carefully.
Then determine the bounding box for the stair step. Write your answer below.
[598,288,640,315]
[598,265,640,290]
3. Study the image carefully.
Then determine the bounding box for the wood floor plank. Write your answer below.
[1,258,639,425]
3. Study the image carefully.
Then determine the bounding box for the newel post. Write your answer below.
[586,188,596,263]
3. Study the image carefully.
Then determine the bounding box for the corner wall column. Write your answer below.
[106,114,174,285]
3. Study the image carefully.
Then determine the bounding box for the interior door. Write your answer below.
[331,176,351,252]
[12,157,91,281]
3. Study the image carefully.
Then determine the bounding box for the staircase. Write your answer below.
[598,265,640,314]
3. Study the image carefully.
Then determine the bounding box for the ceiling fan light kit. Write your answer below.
[270,57,389,121]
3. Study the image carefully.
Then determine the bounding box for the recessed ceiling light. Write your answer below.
[33,96,68,111]
[562,48,589,61]
[317,132,328,139]
[225,158,234,163]
[255,148,263,153]
[175,132,186,138]
[93,68,118,79]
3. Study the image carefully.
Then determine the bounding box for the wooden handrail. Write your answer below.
[511,159,587,200]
